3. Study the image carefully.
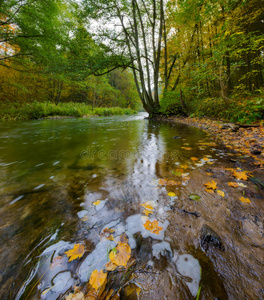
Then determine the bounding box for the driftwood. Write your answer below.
[235,123,260,128]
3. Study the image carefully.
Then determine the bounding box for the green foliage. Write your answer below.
[159,90,187,116]
[189,96,264,124]
[0,102,137,121]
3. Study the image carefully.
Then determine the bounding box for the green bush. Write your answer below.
[159,90,188,116]
[159,88,263,124]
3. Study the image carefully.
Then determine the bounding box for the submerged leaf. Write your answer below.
[239,196,251,203]
[89,270,107,291]
[189,194,201,201]
[65,244,85,262]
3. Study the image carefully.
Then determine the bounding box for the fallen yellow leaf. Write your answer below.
[239,197,251,203]
[228,182,239,188]
[105,261,117,271]
[109,242,131,267]
[204,180,217,190]
[142,209,153,216]
[181,165,189,169]
[217,190,225,197]
[233,170,248,181]
[191,157,199,161]
[140,203,153,211]
[143,220,163,234]
[93,200,101,206]
[89,270,107,291]
[65,244,85,262]
[168,192,176,197]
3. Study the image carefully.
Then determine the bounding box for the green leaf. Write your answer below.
[189,194,201,201]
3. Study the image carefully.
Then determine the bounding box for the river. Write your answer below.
[0,113,263,299]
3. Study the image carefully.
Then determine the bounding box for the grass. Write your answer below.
[0,102,137,121]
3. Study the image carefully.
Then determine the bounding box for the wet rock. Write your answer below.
[251,148,261,155]
[200,224,225,251]
[172,136,181,139]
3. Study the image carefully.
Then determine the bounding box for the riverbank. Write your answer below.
[0,102,137,121]
[160,115,264,173]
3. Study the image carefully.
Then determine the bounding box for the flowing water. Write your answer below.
[0,113,263,299]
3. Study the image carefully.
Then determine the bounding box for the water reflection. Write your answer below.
[0,114,235,299]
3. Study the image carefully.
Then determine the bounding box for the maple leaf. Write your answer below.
[93,200,101,205]
[206,173,212,176]
[65,244,85,262]
[239,197,251,203]
[217,190,225,197]
[181,147,192,150]
[143,220,163,234]
[109,242,131,267]
[89,270,107,291]
[202,157,210,162]
[168,192,176,197]
[228,182,239,188]
[233,171,248,181]
[204,180,217,190]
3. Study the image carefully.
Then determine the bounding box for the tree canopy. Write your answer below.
[0,0,263,116]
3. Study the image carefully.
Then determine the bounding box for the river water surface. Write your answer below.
[0,113,263,299]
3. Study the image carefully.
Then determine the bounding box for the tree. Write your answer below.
[83,0,169,114]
